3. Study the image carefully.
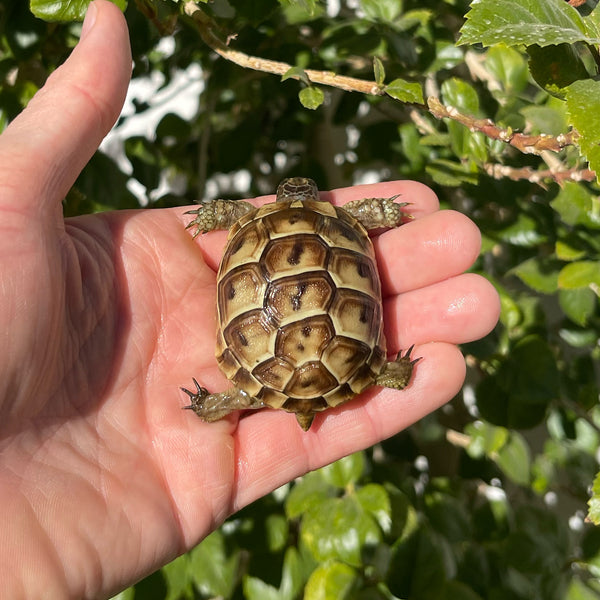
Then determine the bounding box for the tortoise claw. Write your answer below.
[181,378,209,410]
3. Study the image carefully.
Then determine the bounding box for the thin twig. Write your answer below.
[484,162,596,186]
[183,1,383,96]
[427,97,579,156]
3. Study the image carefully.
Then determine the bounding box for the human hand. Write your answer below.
[0,1,500,598]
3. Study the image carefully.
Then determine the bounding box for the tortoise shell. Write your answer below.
[214,193,387,422]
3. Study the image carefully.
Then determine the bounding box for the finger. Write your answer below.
[181,180,440,273]
[232,341,465,510]
[383,272,501,350]
[0,0,131,215]
[376,210,482,296]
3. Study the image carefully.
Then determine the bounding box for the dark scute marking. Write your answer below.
[338,221,361,242]
[291,282,307,311]
[226,280,236,300]
[357,261,370,278]
[359,304,372,324]
[288,211,303,225]
[230,236,245,255]
[297,343,305,352]
[302,325,311,337]
[236,331,249,346]
[287,240,304,265]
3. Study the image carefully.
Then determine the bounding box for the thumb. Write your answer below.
[0,0,131,215]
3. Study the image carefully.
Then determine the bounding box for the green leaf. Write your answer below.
[360,0,402,23]
[373,57,385,87]
[558,260,600,289]
[286,471,336,519]
[509,257,559,294]
[441,78,488,162]
[30,0,126,21]
[464,421,509,459]
[551,181,600,229]
[528,43,591,98]
[300,495,382,566]
[299,86,325,109]
[385,78,424,104]
[559,288,597,326]
[356,484,392,535]
[282,66,311,86]
[243,576,280,600]
[566,79,600,177]
[322,452,365,488]
[496,214,547,247]
[476,335,559,429]
[459,0,597,48]
[304,561,358,600]
[495,432,531,486]
[486,44,529,95]
[189,531,240,598]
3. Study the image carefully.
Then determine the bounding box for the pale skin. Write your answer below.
[0,1,501,598]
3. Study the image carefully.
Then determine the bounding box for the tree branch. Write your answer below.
[182,1,383,96]
[182,2,582,161]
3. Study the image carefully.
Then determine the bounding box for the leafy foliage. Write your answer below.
[3,0,600,597]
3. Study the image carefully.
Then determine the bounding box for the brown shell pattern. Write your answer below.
[215,198,387,416]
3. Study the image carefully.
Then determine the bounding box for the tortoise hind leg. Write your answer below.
[181,378,266,422]
[376,346,421,390]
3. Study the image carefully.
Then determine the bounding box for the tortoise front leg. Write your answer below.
[185,199,255,238]
[343,195,411,231]
[181,378,266,422]
[376,346,421,390]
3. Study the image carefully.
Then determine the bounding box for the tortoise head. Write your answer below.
[276,177,319,202]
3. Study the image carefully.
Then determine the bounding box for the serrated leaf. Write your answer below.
[30,0,126,21]
[550,181,600,228]
[558,260,600,289]
[566,79,600,177]
[299,86,324,109]
[459,0,598,48]
[304,561,358,600]
[385,78,424,104]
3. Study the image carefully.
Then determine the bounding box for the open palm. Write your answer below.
[0,2,500,598]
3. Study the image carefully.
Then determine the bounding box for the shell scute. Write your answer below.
[216,198,387,420]
[265,274,335,325]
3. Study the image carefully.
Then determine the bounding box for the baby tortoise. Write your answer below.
[182,177,419,431]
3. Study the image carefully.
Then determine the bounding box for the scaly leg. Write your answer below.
[184,199,255,238]
[181,378,266,422]
[343,195,411,231]
[376,346,421,390]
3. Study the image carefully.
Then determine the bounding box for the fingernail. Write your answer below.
[80,0,98,40]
